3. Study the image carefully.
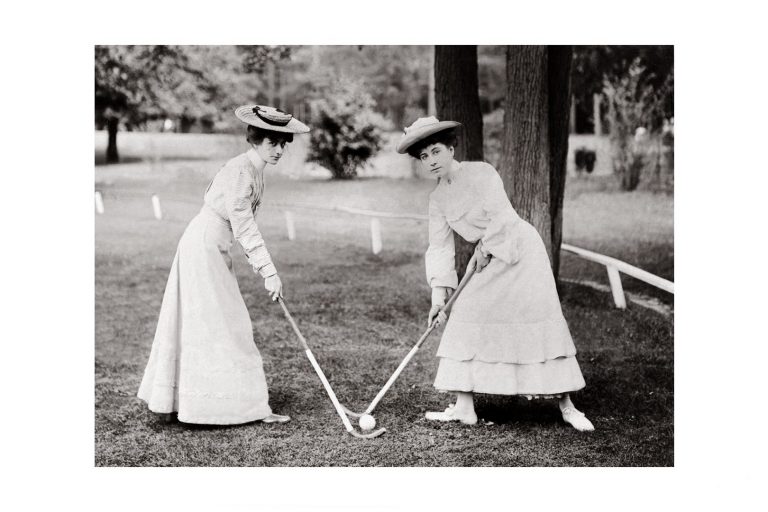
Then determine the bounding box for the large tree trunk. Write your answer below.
[266,60,276,107]
[500,45,573,284]
[548,46,574,284]
[428,47,436,116]
[501,46,552,258]
[592,92,602,136]
[106,117,119,164]
[434,45,484,280]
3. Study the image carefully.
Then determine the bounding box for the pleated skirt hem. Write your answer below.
[137,385,273,425]
[433,356,586,396]
[176,407,273,426]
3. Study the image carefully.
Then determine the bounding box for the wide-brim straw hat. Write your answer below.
[234,104,310,134]
[395,116,461,154]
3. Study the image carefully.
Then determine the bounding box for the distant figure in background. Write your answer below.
[397,117,594,432]
[138,105,309,425]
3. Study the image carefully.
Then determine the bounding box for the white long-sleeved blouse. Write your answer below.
[425,161,522,289]
[203,148,276,278]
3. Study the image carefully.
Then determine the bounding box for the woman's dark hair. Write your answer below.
[406,128,458,159]
[246,125,294,145]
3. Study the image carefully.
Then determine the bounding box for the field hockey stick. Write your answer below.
[277,297,386,439]
[341,253,479,419]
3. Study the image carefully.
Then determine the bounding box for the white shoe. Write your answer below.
[425,404,478,425]
[261,413,291,424]
[561,407,594,432]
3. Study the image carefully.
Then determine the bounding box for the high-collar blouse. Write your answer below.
[426,161,522,289]
[203,148,276,278]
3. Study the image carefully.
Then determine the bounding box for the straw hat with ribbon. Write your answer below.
[234,104,310,134]
[395,116,461,154]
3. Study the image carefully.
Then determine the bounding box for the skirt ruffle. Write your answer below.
[434,356,585,395]
[433,220,586,396]
[437,316,576,364]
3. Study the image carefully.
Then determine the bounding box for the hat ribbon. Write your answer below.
[253,106,292,127]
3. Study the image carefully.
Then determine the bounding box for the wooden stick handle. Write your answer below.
[277,298,311,352]
[436,253,477,320]
[304,349,355,432]
[278,298,357,433]
[365,327,433,414]
[365,254,478,414]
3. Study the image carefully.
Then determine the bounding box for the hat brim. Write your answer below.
[235,105,310,134]
[395,121,461,154]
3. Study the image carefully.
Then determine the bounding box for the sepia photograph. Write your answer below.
[5,1,768,510]
[94,44,674,467]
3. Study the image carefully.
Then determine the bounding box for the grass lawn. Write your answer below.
[95,134,673,466]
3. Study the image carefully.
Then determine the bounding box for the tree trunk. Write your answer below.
[500,45,573,283]
[434,45,484,280]
[428,47,436,116]
[106,116,119,164]
[501,46,551,259]
[277,63,286,110]
[267,60,276,107]
[593,92,602,136]
[179,116,193,134]
[548,46,574,284]
[569,95,577,134]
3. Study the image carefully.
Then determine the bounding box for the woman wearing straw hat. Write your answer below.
[137,105,309,425]
[397,117,594,431]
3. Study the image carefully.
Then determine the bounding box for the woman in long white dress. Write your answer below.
[396,117,594,431]
[137,105,309,425]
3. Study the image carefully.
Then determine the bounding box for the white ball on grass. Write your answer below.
[359,414,376,431]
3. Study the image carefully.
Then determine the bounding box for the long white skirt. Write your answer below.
[434,221,586,396]
[137,206,273,424]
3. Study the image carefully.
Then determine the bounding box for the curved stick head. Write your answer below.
[341,404,363,419]
[350,427,387,439]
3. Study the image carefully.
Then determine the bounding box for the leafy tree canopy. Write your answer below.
[95,45,257,129]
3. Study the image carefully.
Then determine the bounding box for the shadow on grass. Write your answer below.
[475,395,564,427]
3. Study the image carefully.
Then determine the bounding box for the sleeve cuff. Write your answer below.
[429,272,458,289]
[431,287,448,306]
[258,262,277,278]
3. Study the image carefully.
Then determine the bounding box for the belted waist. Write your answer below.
[199,204,231,228]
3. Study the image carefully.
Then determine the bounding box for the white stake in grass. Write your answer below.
[94,191,104,214]
[370,218,382,254]
[285,211,296,240]
[151,194,163,220]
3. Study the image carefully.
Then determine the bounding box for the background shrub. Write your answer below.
[308,79,391,179]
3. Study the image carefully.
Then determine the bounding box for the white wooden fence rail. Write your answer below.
[560,243,674,308]
[273,202,428,221]
[271,202,674,309]
[95,193,673,309]
[273,203,675,309]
